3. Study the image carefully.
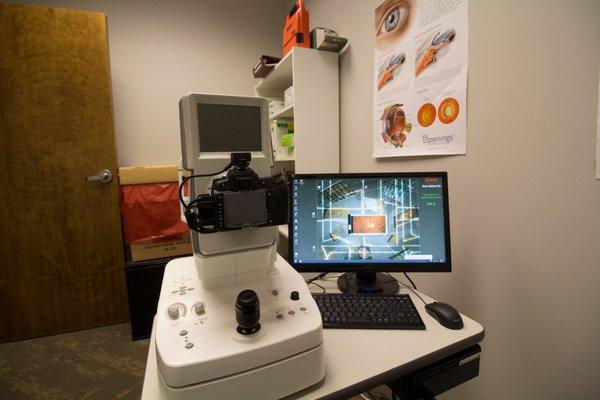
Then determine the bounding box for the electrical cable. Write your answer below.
[308,280,326,293]
[321,273,343,280]
[361,390,390,400]
[403,272,417,290]
[305,273,328,293]
[305,272,328,285]
[385,273,428,305]
[178,162,233,208]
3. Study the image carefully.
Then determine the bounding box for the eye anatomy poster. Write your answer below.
[373,0,469,158]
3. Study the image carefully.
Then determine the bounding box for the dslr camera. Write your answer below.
[184,153,289,234]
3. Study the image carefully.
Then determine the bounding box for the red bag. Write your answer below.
[120,182,188,244]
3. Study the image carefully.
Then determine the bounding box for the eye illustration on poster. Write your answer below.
[415,28,456,77]
[373,0,469,158]
[377,52,406,91]
[376,0,414,50]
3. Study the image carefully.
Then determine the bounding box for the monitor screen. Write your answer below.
[197,103,262,152]
[290,173,451,272]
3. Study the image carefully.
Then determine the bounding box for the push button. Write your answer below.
[167,304,180,319]
[193,302,206,315]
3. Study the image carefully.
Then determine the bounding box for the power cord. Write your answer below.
[321,273,343,281]
[178,162,233,208]
[306,272,328,293]
[360,390,391,400]
[305,272,328,284]
[308,281,326,293]
[385,273,428,305]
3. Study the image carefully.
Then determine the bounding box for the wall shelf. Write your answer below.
[270,104,294,120]
[255,50,293,93]
[255,47,340,174]
[274,155,295,162]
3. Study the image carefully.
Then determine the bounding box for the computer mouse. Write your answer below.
[425,302,464,330]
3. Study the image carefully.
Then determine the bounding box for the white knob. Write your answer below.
[167,304,180,319]
[193,302,205,315]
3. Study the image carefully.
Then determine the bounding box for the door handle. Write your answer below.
[85,169,113,183]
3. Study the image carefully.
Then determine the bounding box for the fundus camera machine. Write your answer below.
[154,94,325,399]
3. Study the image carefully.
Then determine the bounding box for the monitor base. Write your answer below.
[337,272,399,295]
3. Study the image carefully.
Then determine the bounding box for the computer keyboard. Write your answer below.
[312,293,426,329]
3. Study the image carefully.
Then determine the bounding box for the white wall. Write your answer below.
[305,0,600,398]
[8,0,288,166]
[8,0,600,397]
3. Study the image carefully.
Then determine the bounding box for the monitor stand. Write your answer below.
[337,272,399,295]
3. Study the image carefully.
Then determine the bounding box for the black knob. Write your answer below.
[291,291,300,301]
[236,290,261,335]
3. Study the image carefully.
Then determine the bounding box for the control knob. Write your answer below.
[167,304,180,319]
[236,290,261,335]
[193,302,206,315]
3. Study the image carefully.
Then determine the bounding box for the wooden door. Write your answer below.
[0,4,128,342]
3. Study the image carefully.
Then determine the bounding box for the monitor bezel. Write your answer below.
[288,172,451,273]
[179,93,272,171]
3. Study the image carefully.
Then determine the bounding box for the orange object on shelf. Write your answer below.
[283,0,310,56]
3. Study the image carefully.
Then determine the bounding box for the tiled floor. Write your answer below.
[0,323,391,399]
[0,324,148,400]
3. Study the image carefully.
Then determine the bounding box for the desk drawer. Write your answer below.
[388,344,481,399]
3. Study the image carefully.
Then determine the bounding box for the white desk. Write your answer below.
[142,273,484,400]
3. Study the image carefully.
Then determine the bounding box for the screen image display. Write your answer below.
[223,191,267,228]
[291,175,448,266]
[197,103,262,152]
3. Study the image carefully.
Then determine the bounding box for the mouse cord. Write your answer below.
[385,273,428,305]
[403,272,417,290]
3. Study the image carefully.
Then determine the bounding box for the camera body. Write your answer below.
[184,153,289,234]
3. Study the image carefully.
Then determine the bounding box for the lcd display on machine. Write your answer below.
[223,191,267,228]
[197,103,262,152]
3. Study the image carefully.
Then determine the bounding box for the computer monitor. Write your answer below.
[289,172,451,294]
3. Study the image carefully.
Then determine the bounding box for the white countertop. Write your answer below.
[142,261,484,400]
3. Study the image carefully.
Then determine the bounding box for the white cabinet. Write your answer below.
[255,47,340,174]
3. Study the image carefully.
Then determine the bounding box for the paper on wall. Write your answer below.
[373,0,469,157]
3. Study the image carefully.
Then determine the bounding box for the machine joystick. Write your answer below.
[236,290,261,335]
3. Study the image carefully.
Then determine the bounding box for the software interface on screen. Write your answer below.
[291,176,447,265]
